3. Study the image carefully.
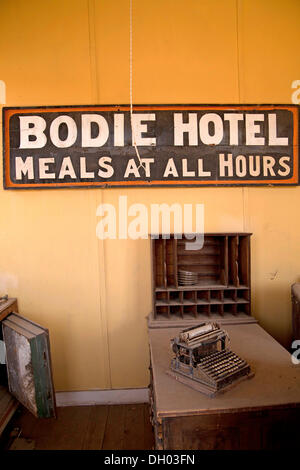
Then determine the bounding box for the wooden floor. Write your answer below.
[1,403,155,450]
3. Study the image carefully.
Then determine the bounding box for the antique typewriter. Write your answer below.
[167,322,253,396]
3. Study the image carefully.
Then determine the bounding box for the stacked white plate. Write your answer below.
[178,269,198,286]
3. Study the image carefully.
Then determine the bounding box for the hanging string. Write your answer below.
[129,0,146,172]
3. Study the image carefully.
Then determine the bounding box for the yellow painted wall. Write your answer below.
[0,0,299,391]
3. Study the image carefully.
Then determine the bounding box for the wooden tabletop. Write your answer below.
[148,323,300,418]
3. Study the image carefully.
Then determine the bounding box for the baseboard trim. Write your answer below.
[55,388,150,407]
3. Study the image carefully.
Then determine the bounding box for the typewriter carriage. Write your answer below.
[169,322,253,396]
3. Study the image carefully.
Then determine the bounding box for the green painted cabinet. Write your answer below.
[2,313,56,419]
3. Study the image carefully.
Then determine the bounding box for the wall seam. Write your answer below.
[235,0,241,104]
[87,0,112,388]
[236,0,249,232]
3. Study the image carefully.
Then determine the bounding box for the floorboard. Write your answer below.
[101,404,126,450]
[1,403,155,450]
[82,405,109,450]
[143,403,155,450]
[123,404,145,450]
[34,406,92,450]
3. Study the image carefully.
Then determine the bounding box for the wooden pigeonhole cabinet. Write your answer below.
[149,233,252,327]
[148,233,300,450]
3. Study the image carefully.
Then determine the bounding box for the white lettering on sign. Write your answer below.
[19,116,47,148]
[9,106,295,188]
[98,156,114,178]
[223,113,243,145]
[174,113,198,146]
[218,153,291,178]
[114,114,125,146]
[18,112,290,150]
[278,156,291,176]
[39,158,55,179]
[249,156,260,177]
[12,154,292,182]
[219,153,234,177]
[268,114,288,146]
[124,159,152,178]
[163,158,179,177]
[80,157,94,178]
[199,113,224,145]
[15,156,34,180]
[82,114,109,147]
[182,159,195,177]
[50,116,77,148]
[236,155,247,177]
[245,114,265,145]
[124,158,141,178]
[58,156,76,179]
[263,156,276,176]
[140,158,154,177]
[173,112,288,147]
[198,159,211,177]
[131,113,156,146]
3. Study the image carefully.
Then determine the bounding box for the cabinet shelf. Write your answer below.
[152,233,252,321]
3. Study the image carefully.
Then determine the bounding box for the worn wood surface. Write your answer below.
[2,313,56,419]
[149,323,300,417]
[0,386,18,436]
[149,323,300,449]
[0,299,18,322]
[1,403,154,450]
[162,407,300,450]
[147,312,257,329]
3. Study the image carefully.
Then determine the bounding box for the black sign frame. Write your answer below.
[3,104,299,189]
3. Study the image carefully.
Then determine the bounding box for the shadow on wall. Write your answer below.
[252,283,295,350]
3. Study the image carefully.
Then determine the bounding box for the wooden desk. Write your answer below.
[148,323,300,450]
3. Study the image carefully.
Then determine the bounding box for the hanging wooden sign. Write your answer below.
[2,104,299,189]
